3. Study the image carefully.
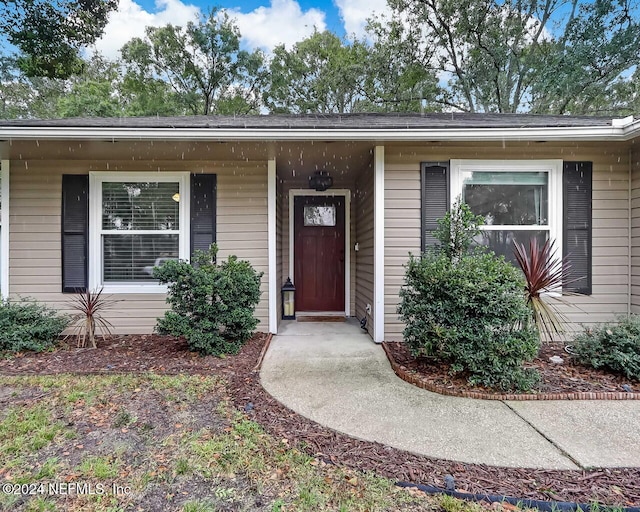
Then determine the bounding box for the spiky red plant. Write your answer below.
[513,238,575,342]
[66,288,119,348]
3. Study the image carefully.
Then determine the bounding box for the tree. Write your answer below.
[0,56,68,119]
[120,10,266,116]
[55,54,123,118]
[362,17,440,112]
[379,0,640,114]
[119,40,188,117]
[0,0,117,78]
[264,31,370,114]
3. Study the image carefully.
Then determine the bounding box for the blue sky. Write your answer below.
[92,0,389,58]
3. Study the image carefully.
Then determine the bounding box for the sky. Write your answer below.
[91,0,391,59]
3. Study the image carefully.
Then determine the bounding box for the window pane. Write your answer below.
[475,230,548,265]
[304,205,336,226]
[103,234,178,282]
[102,182,180,230]
[462,171,548,225]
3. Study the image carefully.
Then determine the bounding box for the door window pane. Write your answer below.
[462,171,548,225]
[304,205,336,226]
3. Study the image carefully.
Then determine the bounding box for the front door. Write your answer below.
[294,195,345,312]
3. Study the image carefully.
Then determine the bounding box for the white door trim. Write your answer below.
[288,189,351,316]
[373,146,385,343]
[267,158,277,334]
[0,160,9,298]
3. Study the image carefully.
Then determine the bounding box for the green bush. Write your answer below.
[572,316,640,380]
[153,244,263,356]
[398,251,540,391]
[0,299,69,353]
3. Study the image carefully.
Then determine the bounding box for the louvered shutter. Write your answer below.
[61,175,89,292]
[421,162,449,251]
[190,174,217,257]
[563,162,592,295]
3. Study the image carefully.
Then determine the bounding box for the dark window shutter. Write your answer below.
[563,161,592,295]
[61,175,89,293]
[421,162,450,251]
[190,174,217,257]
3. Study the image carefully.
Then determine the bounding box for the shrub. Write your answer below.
[398,251,540,391]
[572,316,640,380]
[433,198,484,261]
[0,299,69,353]
[153,244,263,356]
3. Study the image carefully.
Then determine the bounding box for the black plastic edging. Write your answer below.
[396,481,640,512]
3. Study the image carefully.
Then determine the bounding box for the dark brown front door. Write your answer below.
[294,195,345,312]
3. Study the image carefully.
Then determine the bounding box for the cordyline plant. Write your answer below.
[513,238,577,342]
[66,288,119,348]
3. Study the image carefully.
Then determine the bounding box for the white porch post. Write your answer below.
[373,146,385,343]
[267,158,278,334]
[0,159,9,299]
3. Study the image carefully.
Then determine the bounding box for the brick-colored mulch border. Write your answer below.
[381,342,640,401]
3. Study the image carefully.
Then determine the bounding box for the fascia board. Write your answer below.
[0,125,639,142]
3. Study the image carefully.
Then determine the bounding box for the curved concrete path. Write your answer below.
[260,320,640,470]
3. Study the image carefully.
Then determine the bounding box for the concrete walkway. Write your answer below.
[260,320,640,470]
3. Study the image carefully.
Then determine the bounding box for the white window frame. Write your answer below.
[450,159,563,260]
[89,172,190,294]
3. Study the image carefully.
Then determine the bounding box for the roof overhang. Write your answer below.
[2,118,640,142]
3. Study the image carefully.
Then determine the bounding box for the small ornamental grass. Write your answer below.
[398,202,540,392]
[66,288,118,348]
[513,238,576,342]
[572,315,640,381]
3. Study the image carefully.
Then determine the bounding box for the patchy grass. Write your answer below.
[0,373,466,511]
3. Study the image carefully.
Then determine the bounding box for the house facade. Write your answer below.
[1,113,640,342]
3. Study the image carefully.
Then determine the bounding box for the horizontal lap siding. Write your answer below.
[384,142,632,341]
[355,167,374,332]
[9,159,269,334]
[216,167,269,329]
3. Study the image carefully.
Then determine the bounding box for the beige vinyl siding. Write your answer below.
[354,166,374,334]
[631,148,640,313]
[9,157,269,334]
[384,142,632,341]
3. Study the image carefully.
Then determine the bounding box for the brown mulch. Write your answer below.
[384,342,638,399]
[0,335,261,376]
[1,335,639,507]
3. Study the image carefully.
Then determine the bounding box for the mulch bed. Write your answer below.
[1,334,639,507]
[384,342,639,400]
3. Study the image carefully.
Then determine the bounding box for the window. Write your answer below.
[450,160,563,265]
[89,173,190,293]
[303,205,336,226]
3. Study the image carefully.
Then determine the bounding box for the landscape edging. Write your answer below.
[381,342,640,401]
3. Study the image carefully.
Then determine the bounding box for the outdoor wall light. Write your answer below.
[309,170,333,191]
[281,278,296,320]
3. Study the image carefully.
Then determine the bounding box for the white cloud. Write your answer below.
[90,0,201,59]
[333,0,389,39]
[227,0,326,51]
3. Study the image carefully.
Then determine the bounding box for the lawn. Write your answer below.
[0,373,454,511]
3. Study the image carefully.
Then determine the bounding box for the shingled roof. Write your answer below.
[0,112,618,130]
